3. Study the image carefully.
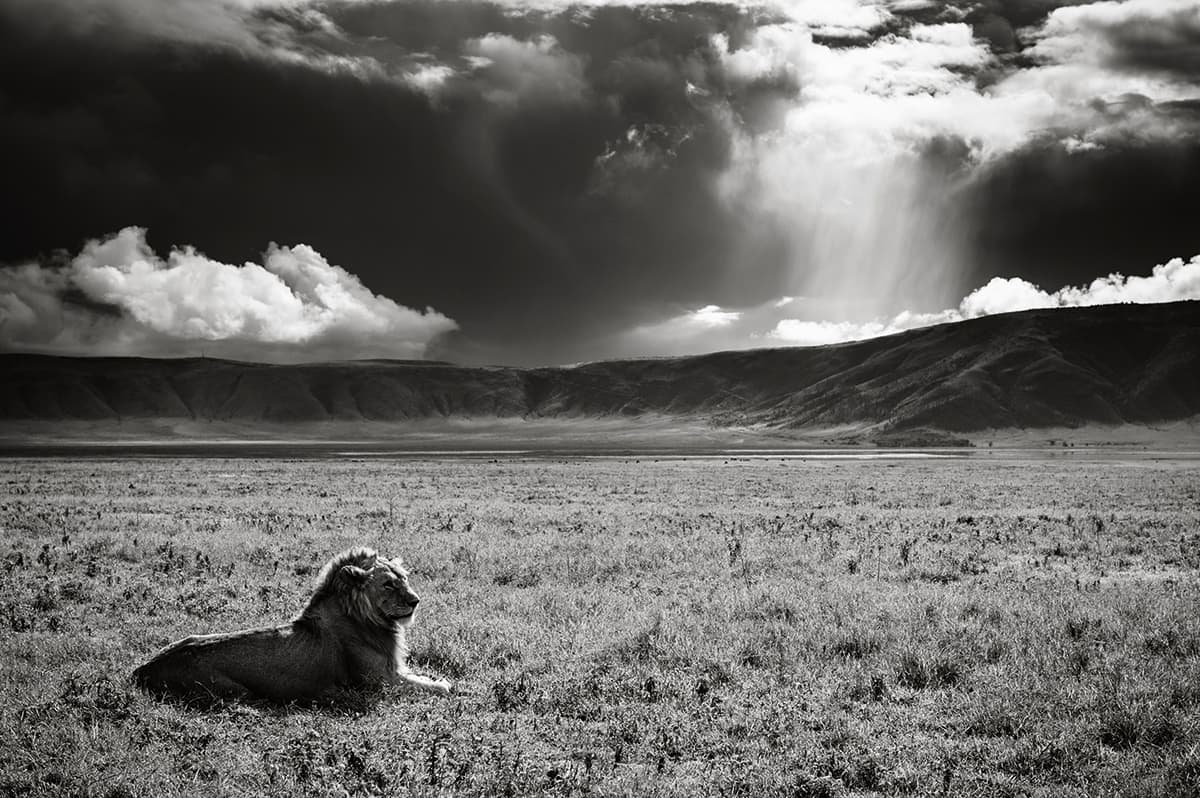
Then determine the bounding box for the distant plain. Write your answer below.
[2,453,1199,796]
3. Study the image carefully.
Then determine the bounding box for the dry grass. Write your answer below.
[2,454,1199,796]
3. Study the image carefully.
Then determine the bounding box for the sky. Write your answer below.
[0,0,1198,366]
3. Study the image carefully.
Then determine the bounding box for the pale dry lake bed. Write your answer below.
[2,452,1198,796]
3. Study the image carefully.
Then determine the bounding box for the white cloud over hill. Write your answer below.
[616,253,1200,355]
[772,254,1200,345]
[0,227,457,362]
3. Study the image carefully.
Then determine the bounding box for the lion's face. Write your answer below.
[366,560,421,627]
[335,552,423,627]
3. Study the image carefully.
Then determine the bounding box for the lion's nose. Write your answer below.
[407,595,420,608]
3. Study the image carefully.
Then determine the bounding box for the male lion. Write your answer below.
[132,547,451,703]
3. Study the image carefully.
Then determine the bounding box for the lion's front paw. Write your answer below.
[430,680,452,696]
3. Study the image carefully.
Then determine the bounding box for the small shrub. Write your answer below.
[827,752,883,792]
[1065,615,1100,640]
[725,523,745,566]
[792,774,842,798]
[1144,629,1197,658]
[895,653,928,689]
[58,580,89,602]
[493,672,535,711]
[827,630,883,660]
[32,585,57,613]
[604,614,694,668]
[492,566,540,588]
[5,601,33,632]
[1065,644,1093,676]
[930,658,964,687]
[983,639,1008,663]
[914,568,959,584]
[737,625,790,676]
[1001,738,1068,777]
[1098,711,1143,750]
[60,673,135,721]
[895,652,964,690]
[1163,747,1200,795]
[965,706,1024,738]
[1098,702,1180,750]
[848,674,888,703]
[740,594,799,625]
[450,545,479,575]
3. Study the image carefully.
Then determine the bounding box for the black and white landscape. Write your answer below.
[1,1,1198,796]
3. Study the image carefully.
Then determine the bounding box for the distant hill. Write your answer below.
[2,301,1198,435]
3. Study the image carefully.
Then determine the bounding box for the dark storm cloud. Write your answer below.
[1,0,1199,363]
[1056,0,1200,80]
[0,0,806,364]
[967,138,1200,289]
[945,0,1200,289]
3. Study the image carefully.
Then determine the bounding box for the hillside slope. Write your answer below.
[2,301,1198,433]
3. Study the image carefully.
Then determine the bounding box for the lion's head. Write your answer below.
[311,547,421,628]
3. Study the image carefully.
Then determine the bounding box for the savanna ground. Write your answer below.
[1,453,1199,797]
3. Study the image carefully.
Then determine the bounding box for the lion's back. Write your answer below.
[133,625,351,703]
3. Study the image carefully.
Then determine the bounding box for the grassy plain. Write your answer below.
[1,453,1199,797]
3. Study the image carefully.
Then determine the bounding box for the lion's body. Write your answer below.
[132,621,397,702]
[132,547,450,703]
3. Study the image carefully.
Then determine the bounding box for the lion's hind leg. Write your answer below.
[133,636,253,703]
[134,661,253,703]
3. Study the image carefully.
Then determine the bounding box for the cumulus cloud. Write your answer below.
[613,253,1200,355]
[770,318,895,346]
[609,295,850,358]
[768,253,1200,346]
[612,304,745,357]
[1029,0,1200,79]
[771,0,891,39]
[967,254,1200,311]
[0,227,457,362]
[401,63,458,96]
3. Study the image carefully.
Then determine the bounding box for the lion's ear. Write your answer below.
[339,564,371,584]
